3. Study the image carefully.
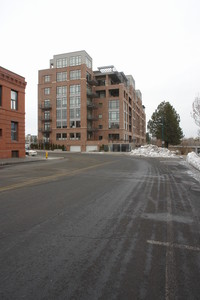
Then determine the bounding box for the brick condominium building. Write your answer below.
[0,67,27,158]
[38,50,146,152]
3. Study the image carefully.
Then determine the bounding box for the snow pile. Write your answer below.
[130,144,177,158]
[186,152,200,172]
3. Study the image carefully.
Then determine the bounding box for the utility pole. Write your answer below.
[162,116,164,148]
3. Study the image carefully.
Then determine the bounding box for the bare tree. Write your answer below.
[191,97,200,131]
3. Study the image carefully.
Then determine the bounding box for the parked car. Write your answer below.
[25,147,37,156]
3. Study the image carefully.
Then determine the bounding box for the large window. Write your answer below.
[56,58,67,68]
[56,86,67,128]
[11,121,18,141]
[70,70,81,80]
[86,57,92,69]
[44,88,50,95]
[57,72,67,82]
[11,90,18,110]
[70,85,81,124]
[69,56,81,66]
[44,75,50,82]
[108,100,119,129]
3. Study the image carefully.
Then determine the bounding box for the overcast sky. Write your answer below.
[1,0,200,138]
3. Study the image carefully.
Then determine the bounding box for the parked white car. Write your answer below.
[26,149,37,156]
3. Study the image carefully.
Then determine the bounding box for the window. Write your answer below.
[70,120,81,128]
[44,99,51,108]
[57,86,67,96]
[99,136,103,140]
[56,133,67,140]
[11,122,18,141]
[62,133,67,140]
[109,100,119,109]
[99,114,102,119]
[86,57,92,69]
[0,86,2,106]
[56,58,67,68]
[99,125,103,129]
[44,88,50,95]
[56,133,61,140]
[0,128,2,138]
[70,70,81,80]
[70,133,81,140]
[109,100,119,129]
[44,75,50,82]
[108,134,119,140]
[57,72,67,82]
[12,150,19,158]
[70,85,81,121]
[11,90,18,110]
[69,56,81,66]
[44,111,50,120]
[56,86,67,128]
[99,103,103,107]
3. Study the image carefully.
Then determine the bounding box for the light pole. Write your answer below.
[162,116,164,148]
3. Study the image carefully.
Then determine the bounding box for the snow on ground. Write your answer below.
[130,144,200,172]
[186,152,200,172]
[130,144,177,158]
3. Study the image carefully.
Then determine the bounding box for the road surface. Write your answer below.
[0,153,200,299]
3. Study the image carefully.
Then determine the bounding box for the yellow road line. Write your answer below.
[0,160,114,193]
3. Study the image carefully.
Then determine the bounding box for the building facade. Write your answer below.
[38,51,146,152]
[0,67,27,158]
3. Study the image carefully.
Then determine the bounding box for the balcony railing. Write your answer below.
[40,117,52,121]
[39,127,52,133]
[39,104,52,110]
[87,90,98,98]
[87,115,98,121]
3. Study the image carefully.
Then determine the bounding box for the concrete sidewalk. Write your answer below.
[0,156,46,166]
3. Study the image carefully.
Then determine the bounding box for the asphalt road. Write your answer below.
[0,153,200,300]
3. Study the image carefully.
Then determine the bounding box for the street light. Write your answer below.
[162,116,164,148]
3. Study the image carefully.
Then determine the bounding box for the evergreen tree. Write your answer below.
[147,101,184,148]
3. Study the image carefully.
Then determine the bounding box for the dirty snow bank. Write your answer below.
[186,152,200,172]
[130,144,200,172]
[130,144,177,158]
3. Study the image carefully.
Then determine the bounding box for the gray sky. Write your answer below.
[1,0,200,138]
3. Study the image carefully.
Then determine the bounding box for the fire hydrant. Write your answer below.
[46,151,48,159]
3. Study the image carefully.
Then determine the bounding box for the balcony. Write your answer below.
[87,102,98,109]
[87,127,98,132]
[40,104,52,110]
[87,115,98,121]
[87,78,98,86]
[41,117,52,121]
[40,127,52,133]
[87,90,98,98]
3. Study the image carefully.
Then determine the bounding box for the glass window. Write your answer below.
[69,56,81,66]
[44,99,51,108]
[56,133,61,140]
[56,58,67,68]
[11,121,18,141]
[44,75,50,82]
[56,121,61,128]
[109,100,119,109]
[11,90,18,110]
[62,133,67,139]
[57,72,67,82]
[70,70,81,80]
[99,114,102,119]
[44,88,50,95]
[57,86,67,96]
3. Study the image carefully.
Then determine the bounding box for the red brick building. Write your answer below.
[0,67,27,158]
[38,51,146,152]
